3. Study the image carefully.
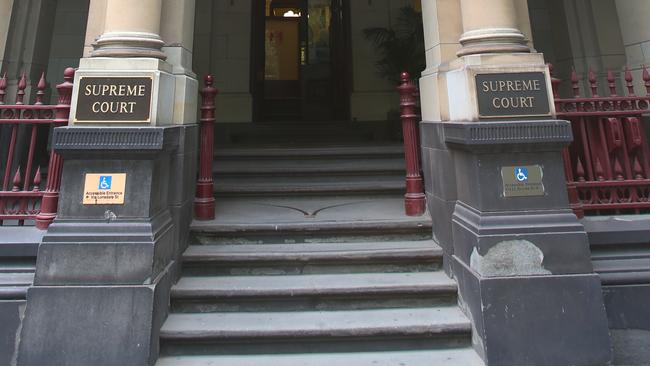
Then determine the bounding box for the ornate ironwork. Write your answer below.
[0,68,74,228]
[552,64,650,217]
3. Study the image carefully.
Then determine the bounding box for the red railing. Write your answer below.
[398,72,426,216]
[194,75,218,220]
[0,68,74,228]
[552,65,650,217]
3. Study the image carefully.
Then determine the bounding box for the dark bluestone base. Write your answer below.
[582,215,650,333]
[18,270,172,366]
[17,126,197,365]
[420,121,458,277]
[436,120,612,365]
[453,258,612,366]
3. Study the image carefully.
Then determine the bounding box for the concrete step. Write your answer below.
[156,348,485,366]
[160,307,471,348]
[182,241,441,275]
[171,272,456,312]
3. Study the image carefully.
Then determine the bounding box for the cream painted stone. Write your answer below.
[161,0,195,52]
[445,53,554,122]
[457,0,529,56]
[615,0,650,94]
[419,0,461,121]
[0,0,14,65]
[421,0,462,72]
[515,0,534,50]
[615,0,650,48]
[92,0,166,59]
[70,58,175,126]
[163,46,195,77]
[173,75,198,125]
[104,0,161,34]
[83,0,107,57]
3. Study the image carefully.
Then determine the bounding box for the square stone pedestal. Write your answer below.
[17,126,190,366]
[70,58,177,126]
[441,120,612,366]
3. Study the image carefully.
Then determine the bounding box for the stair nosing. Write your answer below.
[171,272,456,299]
[160,307,471,341]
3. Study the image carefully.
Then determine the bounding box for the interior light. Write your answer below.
[283,10,301,17]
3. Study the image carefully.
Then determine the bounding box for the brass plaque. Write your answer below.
[83,173,127,205]
[501,165,545,197]
[74,76,153,123]
[476,72,551,119]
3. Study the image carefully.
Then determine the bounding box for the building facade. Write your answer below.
[1,0,650,365]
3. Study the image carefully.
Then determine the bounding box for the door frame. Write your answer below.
[250,0,352,122]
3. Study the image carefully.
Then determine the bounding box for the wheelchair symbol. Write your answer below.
[98,176,112,190]
[515,168,528,182]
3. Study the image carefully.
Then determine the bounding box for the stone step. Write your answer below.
[171,272,456,312]
[156,348,485,366]
[213,158,405,176]
[191,219,432,244]
[214,144,404,160]
[0,272,34,300]
[160,307,471,347]
[213,175,404,196]
[0,260,36,273]
[182,241,441,275]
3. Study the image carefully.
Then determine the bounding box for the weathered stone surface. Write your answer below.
[0,300,24,366]
[18,286,156,366]
[454,259,612,366]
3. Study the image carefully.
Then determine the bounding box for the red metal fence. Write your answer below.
[0,68,74,228]
[552,65,650,217]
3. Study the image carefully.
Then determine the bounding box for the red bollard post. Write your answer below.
[398,72,426,216]
[35,67,74,229]
[194,75,218,220]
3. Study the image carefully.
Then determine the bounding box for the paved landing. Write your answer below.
[192,195,431,227]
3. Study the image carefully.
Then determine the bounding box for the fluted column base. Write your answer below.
[91,31,166,59]
[457,27,530,57]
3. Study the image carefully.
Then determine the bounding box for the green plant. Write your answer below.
[363,6,425,84]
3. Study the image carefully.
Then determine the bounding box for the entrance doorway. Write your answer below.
[251,0,350,122]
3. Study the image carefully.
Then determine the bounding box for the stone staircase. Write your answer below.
[212,144,405,196]
[156,144,483,365]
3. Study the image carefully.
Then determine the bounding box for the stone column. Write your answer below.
[419,1,613,365]
[456,0,530,56]
[615,0,650,94]
[91,0,166,59]
[82,0,107,58]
